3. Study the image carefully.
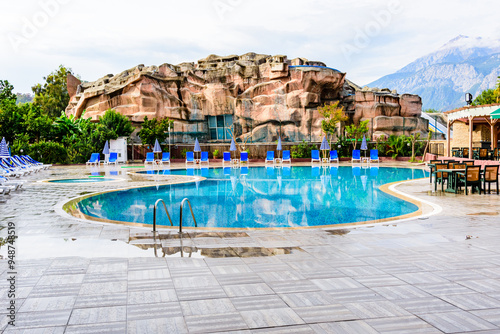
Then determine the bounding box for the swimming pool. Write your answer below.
[68,166,428,229]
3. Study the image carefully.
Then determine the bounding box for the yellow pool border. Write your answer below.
[61,167,433,230]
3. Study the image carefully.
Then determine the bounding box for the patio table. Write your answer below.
[434,168,465,193]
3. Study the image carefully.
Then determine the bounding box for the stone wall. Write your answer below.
[66,53,428,143]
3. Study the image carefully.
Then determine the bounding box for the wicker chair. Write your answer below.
[457,165,482,195]
[434,163,449,192]
[483,165,499,194]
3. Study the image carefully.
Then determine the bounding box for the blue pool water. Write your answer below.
[74,166,428,228]
[50,178,116,183]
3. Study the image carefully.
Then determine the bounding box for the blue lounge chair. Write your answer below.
[107,152,118,165]
[222,152,231,166]
[240,151,248,164]
[144,152,155,165]
[265,151,274,164]
[86,153,100,166]
[200,151,209,165]
[329,150,339,163]
[186,151,195,165]
[282,150,291,164]
[352,150,361,163]
[370,149,380,163]
[311,150,320,163]
[160,152,170,165]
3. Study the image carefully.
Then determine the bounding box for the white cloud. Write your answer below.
[1,0,499,93]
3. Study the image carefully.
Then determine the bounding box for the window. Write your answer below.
[209,115,233,140]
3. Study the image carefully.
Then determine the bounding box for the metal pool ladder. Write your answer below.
[152,198,197,233]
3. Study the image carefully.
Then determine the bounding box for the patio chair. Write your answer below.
[433,163,449,192]
[222,152,231,166]
[456,165,482,195]
[369,149,379,163]
[329,150,338,163]
[185,151,195,165]
[311,150,320,163]
[282,150,291,164]
[462,160,475,166]
[461,148,469,158]
[159,152,170,165]
[483,165,499,194]
[107,152,118,165]
[240,151,248,164]
[86,153,100,166]
[352,150,361,163]
[265,151,274,164]
[479,148,489,160]
[144,152,155,165]
[200,151,209,165]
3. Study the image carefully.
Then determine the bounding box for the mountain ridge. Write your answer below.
[369,35,500,111]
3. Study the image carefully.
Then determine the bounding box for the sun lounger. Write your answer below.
[87,153,100,166]
[311,150,320,163]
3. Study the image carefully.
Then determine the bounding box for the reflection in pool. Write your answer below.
[73,166,428,228]
[49,178,117,183]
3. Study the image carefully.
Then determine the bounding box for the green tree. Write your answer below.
[494,76,500,103]
[423,108,440,113]
[32,65,73,118]
[472,88,496,106]
[0,80,16,102]
[0,97,23,144]
[52,111,83,142]
[318,101,348,146]
[137,116,173,148]
[345,120,369,149]
[97,109,134,142]
[22,104,53,142]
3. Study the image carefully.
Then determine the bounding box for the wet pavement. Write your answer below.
[1,162,500,333]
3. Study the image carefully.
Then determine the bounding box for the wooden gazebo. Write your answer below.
[444,104,500,158]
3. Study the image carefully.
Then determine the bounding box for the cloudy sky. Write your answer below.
[1,0,499,93]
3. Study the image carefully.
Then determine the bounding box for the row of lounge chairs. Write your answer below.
[139,149,381,165]
[1,155,50,202]
[87,152,119,166]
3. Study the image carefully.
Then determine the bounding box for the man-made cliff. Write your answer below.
[66,53,427,142]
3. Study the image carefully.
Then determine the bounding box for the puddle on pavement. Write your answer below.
[325,229,351,236]
[150,245,303,258]
[467,212,499,216]
[129,232,302,258]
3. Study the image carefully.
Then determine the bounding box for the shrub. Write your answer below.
[28,141,68,164]
[291,140,315,158]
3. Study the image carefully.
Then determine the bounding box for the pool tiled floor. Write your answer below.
[1,163,500,333]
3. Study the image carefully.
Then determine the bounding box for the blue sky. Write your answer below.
[1,0,499,93]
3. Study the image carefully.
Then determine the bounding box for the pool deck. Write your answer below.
[1,162,500,333]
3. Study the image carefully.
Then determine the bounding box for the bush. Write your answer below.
[28,141,68,164]
[335,136,350,157]
[291,140,315,158]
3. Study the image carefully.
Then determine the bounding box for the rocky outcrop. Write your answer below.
[66,53,427,142]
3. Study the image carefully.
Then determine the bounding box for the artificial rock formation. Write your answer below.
[66,53,428,142]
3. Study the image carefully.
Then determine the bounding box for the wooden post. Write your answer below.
[468,116,473,159]
[447,119,451,157]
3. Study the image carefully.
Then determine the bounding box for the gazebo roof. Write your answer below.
[444,103,500,122]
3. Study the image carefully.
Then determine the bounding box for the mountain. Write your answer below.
[368,35,500,111]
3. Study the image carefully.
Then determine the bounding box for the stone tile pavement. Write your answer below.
[1,163,500,333]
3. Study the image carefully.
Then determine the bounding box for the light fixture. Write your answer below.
[465,93,473,105]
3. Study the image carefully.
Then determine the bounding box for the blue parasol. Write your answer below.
[320,136,330,160]
[319,136,330,150]
[0,137,10,158]
[194,138,201,152]
[361,135,368,150]
[361,135,368,158]
[102,140,110,155]
[230,138,237,159]
[153,139,162,153]
[277,136,282,159]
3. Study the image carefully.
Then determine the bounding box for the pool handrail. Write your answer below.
[152,198,174,233]
[179,198,197,233]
